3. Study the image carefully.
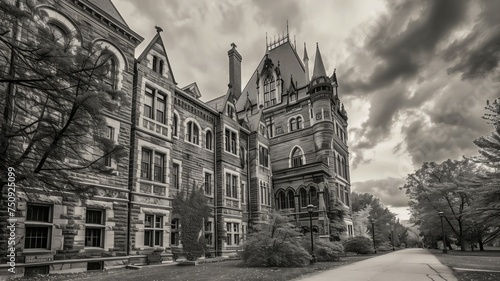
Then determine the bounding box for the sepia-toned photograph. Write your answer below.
[0,0,499,280]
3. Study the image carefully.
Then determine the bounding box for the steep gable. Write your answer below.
[237,40,305,112]
[137,31,177,84]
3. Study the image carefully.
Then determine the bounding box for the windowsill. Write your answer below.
[224,150,238,156]
[204,148,214,153]
[22,249,54,254]
[84,247,105,251]
[185,140,202,148]
[139,179,168,186]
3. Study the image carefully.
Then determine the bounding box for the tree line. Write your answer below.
[402,99,500,251]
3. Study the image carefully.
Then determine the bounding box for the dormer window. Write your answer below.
[227,105,235,119]
[290,92,297,103]
[264,74,276,108]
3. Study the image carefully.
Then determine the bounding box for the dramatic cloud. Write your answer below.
[352,177,408,208]
[113,1,499,212]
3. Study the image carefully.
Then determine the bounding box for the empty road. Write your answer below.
[297,248,457,281]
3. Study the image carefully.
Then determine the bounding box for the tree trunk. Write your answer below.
[478,234,485,251]
[459,221,466,251]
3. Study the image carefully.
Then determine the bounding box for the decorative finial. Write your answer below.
[231,42,237,48]
[155,26,163,33]
[266,32,268,48]
[286,20,289,37]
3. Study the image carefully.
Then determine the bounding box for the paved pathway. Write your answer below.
[297,248,457,281]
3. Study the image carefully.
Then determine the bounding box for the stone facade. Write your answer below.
[0,0,351,279]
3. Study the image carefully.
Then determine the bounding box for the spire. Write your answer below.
[332,68,338,87]
[303,42,309,61]
[304,42,310,84]
[311,42,327,80]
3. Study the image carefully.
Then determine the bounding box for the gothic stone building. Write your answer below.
[0,0,351,278]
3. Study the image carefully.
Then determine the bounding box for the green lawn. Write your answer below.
[430,248,500,281]
[13,255,379,281]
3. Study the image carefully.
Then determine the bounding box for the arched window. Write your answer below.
[342,158,346,178]
[292,147,303,167]
[337,155,341,176]
[300,188,308,207]
[186,121,199,145]
[290,118,296,131]
[278,191,286,210]
[48,23,68,45]
[102,53,118,90]
[172,114,178,137]
[297,117,302,129]
[205,130,212,150]
[287,190,295,209]
[310,187,318,207]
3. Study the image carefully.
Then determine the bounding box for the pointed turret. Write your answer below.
[311,43,327,80]
[303,42,310,84]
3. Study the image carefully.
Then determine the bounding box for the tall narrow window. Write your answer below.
[85,209,105,248]
[141,149,151,179]
[156,94,166,124]
[186,121,199,145]
[204,172,212,195]
[300,189,307,207]
[104,56,117,89]
[205,221,213,246]
[153,153,165,182]
[103,126,114,167]
[172,114,178,137]
[172,163,179,189]
[290,118,296,131]
[205,131,212,150]
[152,56,158,72]
[287,190,295,209]
[278,191,286,209]
[144,88,154,119]
[292,148,303,167]
[336,155,341,176]
[159,59,164,74]
[144,215,163,247]
[170,218,179,245]
[310,187,318,207]
[259,146,269,167]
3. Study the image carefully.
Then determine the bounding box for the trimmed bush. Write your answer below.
[343,236,373,254]
[241,211,312,267]
[301,239,344,262]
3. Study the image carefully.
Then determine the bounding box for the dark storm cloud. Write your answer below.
[344,0,468,95]
[352,177,408,208]
[342,0,500,169]
[445,1,500,79]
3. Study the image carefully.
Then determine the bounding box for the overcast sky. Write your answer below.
[113,0,499,220]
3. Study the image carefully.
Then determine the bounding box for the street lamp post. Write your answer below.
[370,218,377,254]
[306,204,316,264]
[390,228,395,251]
[439,211,448,253]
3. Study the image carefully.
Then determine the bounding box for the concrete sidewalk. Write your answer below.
[296,248,457,281]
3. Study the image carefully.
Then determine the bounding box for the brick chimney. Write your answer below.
[228,42,242,99]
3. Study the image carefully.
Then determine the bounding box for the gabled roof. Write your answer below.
[237,40,306,111]
[246,109,266,132]
[181,82,202,99]
[206,91,229,112]
[137,32,177,85]
[86,0,128,27]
